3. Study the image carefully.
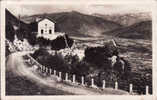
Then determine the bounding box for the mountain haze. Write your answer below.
[21,11,122,37]
[93,13,151,26]
[104,20,152,40]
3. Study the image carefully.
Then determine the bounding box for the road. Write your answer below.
[6,51,129,95]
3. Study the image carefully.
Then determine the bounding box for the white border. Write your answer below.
[1,0,157,100]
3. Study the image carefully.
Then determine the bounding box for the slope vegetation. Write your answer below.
[103,21,152,40]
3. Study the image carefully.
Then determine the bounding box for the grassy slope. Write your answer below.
[71,35,152,94]
[103,21,152,40]
[6,70,74,95]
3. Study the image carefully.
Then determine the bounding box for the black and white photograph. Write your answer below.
[1,0,155,98]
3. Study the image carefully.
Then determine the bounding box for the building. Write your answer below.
[37,18,55,39]
[31,17,64,40]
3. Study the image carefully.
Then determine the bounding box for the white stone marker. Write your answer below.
[54,70,56,76]
[129,84,133,93]
[59,72,62,79]
[91,78,94,87]
[49,69,52,74]
[102,80,106,89]
[146,85,149,95]
[81,76,84,85]
[72,74,76,83]
[65,73,68,81]
[115,82,118,90]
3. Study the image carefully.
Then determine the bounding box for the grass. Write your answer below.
[71,35,152,94]
[5,35,152,95]
[6,69,74,95]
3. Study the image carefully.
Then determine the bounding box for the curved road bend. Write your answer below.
[6,51,129,95]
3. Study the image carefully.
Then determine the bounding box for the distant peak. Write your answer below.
[71,11,82,14]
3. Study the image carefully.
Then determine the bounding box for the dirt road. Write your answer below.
[6,51,129,95]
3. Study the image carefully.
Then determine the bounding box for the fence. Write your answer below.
[23,54,151,95]
[6,39,152,95]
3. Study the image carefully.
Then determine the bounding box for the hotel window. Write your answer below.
[41,29,43,34]
[49,29,52,34]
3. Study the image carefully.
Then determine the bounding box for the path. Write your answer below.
[6,51,129,95]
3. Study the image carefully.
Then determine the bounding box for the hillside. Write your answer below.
[21,11,122,37]
[103,20,152,40]
[5,9,30,41]
[93,13,151,26]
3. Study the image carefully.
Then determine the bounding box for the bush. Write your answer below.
[31,45,134,93]
[31,48,49,59]
[84,46,119,69]
[37,37,51,47]
[29,34,74,50]
[128,70,152,94]
[31,48,69,72]
[51,35,73,50]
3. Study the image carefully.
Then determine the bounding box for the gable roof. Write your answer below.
[38,16,56,23]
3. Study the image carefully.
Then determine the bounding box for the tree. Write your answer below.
[6,22,15,42]
[51,35,74,50]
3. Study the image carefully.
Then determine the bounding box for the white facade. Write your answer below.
[37,18,55,40]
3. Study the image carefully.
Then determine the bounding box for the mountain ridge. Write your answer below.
[93,13,151,26]
[6,9,152,40]
[21,11,122,37]
[103,20,152,40]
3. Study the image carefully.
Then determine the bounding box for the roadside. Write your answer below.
[6,51,129,95]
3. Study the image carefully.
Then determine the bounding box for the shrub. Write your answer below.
[31,48,69,72]
[51,35,73,50]
[31,48,49,59]
[37,37,51,47]
[84,46,118,69]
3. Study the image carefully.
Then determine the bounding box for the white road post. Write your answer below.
[129,84,133,93]
[81,76,84,85]
[91,78,94,87]
[46,67,49,74]
[115,81,118,90]
[59,72,62,79]
[46,67,48,74]
[146,85,149,95]
[65,73,68,81]
[54,70,56,76]
[102,80,106,89]
[49,68,52,75]
[72,74,76,83]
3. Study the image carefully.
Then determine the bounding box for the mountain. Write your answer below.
[103,20,152,40]
[6,9,152,41]
[21,11,122,37]
[93,13,151,26]
[6,9,29,29]
[6,9,33,42]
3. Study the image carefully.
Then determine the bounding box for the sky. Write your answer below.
[6,4,152,17]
